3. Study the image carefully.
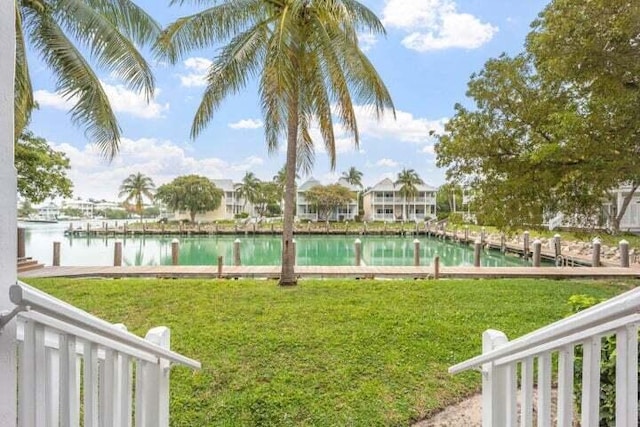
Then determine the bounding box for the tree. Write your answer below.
[436,0,640,232]
[119,173,155,222]
[159,0,394,285]
[15,130,72,203]
[253,182,281,217]
[436,183,463,217]
[394,169,423,221]
[15,0,160,157]
[155,175,223,223]
[18,201,36,218]
[304,184,354,222]
[235,172,261,212]
[341,166,363,188]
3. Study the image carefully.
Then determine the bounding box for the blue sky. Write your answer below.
[27,0,549,201]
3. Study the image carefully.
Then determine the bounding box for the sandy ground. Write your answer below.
[413,394,482,427]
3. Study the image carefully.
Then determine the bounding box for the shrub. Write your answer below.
[234,212,249,219]
[568,295,640,426]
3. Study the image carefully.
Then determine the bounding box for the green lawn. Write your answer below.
[24,278,632,426]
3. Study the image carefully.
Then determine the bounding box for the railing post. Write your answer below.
[482,329,509,427]
[144,327,171,427]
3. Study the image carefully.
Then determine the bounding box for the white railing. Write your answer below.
[4,281,201,427]
[449,286,639,426]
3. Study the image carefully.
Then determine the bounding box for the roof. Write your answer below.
[364,177,438,195]
[298,177,322,191]
[337,178,360,191]
[211,179,235,192]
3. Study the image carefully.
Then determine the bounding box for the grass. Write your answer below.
[24,278,633,426]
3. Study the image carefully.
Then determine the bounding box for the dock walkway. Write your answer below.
[19,265,640,280]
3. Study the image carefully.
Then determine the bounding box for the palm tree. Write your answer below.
[159,0,394,285]
[15,0,160,158]
[119,173,155,221]
[395,168,423,221]
[236,172,261,214]
[341,166,363,188]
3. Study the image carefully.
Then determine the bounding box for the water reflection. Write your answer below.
[21,221,534,267]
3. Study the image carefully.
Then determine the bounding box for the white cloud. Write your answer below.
[34,90,75,110]
[34,81,169,119]
[422,145,435,154]
[229,119,264,130]
[351,105,447,144]
[382,0,498,52]
[49,137,264,200]
[179,57,212,87]
[358,33,378,52]
[376,158,399,167]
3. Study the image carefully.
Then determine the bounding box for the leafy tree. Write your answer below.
[253,182,281,217]
[235,172,261,211]
[119,173,155,222]
[394,168,424,221]
[341,166,363,188]
[159,0,394,285]
[436,0,640,232]
[15,130,73,203]
[304,184,354,222]
[61,207,83,218]
[436,183,463,217]
[104,208,129,220]
[15,0,160,158]
[155,175,223,223]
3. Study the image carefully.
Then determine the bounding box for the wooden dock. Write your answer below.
[18,265,640,280]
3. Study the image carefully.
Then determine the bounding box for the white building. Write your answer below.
[296,177,359,221]
[33,202,60,220]
[362,178,437,222]
[61,199,95,218]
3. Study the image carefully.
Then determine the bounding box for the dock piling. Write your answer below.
[523,231,530,259]
[354,239,362,267]
[591,238,601,267]
[17,227,25,258]
[474,240,482,267]
[233,239,241,266]
[620,240,630,268]
[532,239,542,267]
[434,255,440,280]
[171,238,180,265]
[53,242,61,266]
[114,242,122,266]
[413,239,420,266]
[217,256,223,278]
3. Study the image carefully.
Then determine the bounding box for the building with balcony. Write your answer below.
[362,178,437,222]
[296,178,359,222]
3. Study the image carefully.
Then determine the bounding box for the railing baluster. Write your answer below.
[100,349,116,427]
[557,344,574,427]
[521,357,534,427]
[117,354,132,427]
[581,336,601,427]
[505,363,517,427]
[537,352,552,427]
[35,324,47,427]
[20,320,36,427]
[615,327,629,427]
[84,342,99,427]
[46,342,59,427]
[622,324,638,427]
[135,360,146,427]
[59,334,79,427]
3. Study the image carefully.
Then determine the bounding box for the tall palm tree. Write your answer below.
[119,172,155,221]
[395,168,423,221]
[159,0,394,285]
[236,171,261,214]
[16,0,160,158]
[341,166,363,188]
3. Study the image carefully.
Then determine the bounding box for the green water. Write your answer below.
[22,221,534,267]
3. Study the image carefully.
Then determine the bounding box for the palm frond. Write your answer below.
[157,0,263,63]
[191,21,269,138]
[15,7,35,139]
[24,6,121,158]
[53,0,155,99]
[83,0,161,46]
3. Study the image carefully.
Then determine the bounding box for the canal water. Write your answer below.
[21,221,533,267]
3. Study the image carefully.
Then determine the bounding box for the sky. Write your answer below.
[26,0,550,202]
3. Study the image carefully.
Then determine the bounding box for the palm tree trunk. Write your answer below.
[279,95,299,286]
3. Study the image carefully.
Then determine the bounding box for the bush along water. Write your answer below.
[568,295,640,426]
